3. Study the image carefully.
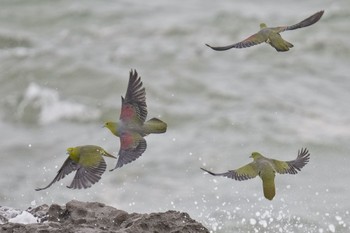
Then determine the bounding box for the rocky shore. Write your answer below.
[0,200,209,233]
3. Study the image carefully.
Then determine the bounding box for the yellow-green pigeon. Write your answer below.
[201,148,310,200]
[206,11,324,52]
[35,145,116,190]
[104,69,167,171]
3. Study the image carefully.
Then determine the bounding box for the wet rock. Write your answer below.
[1,200,209,233]
[27,204,50,223]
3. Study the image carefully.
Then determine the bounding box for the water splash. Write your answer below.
[15,83,101,125]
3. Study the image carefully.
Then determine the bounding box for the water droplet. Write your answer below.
[249,218,256,225]
[335,216,342,221]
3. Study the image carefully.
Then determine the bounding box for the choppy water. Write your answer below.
[1,0,350,232]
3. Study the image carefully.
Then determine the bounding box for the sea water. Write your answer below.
[1,0,350,232]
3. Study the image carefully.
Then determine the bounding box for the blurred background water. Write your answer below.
[1,0,350,232]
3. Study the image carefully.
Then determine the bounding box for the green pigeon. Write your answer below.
[104,69,167,171]
[206,10,324,52]
[35,145,116,190]
[201,148,310,200]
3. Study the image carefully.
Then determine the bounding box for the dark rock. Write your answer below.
[0,200,209,233]
[120,210,209,233]
[27,204,50,223]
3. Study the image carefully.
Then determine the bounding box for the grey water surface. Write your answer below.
[1,0,350,232]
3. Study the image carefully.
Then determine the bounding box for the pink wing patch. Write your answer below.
[120,132,135,150]
[120,104,136,121]
[110,132,147,170]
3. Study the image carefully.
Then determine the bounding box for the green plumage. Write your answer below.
[35,145,116,190]
[201,148,310,200]
[206,10,324,52]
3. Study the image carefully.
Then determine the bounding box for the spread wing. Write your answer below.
[67,157,106,189]
[274,10,324,33]
[205,32,267,51]
[35,158,78,191]
[110,132,147,171]
[201,162,258,181]
[272,148,310,174]
[119,69,147,124]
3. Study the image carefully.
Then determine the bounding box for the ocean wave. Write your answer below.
[14,83,101,125]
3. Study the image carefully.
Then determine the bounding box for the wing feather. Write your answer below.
[119,69,147,124]
[275,11,324,33]
[110,132,147,170]
[35,158,78,191]
[201,162,258,181]
[272,148,310,174]
[206,32,267,51]
[67,159,106,189]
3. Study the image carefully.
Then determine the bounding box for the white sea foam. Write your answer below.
[16,83,101,125]
[8,211,37,224]
[0,206,36,225]
[0,206,22,224]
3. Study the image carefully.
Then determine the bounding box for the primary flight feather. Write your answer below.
[201,148,310,200]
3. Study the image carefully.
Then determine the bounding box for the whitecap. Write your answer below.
[16,83,101,125]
